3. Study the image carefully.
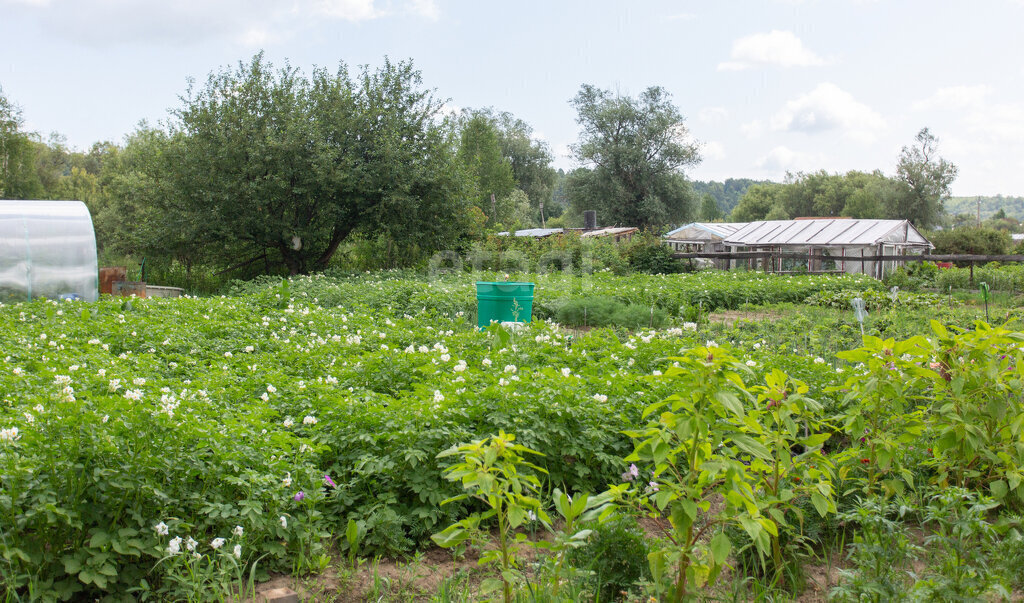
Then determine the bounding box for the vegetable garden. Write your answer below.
[3,269,1024,601]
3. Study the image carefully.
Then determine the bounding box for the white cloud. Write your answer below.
[963,102,1024,144]
[312,0,380,20]
[717,30,826,71]
[770,83,885,142]
[666,12,696,20]
[1,0,438,47]
[698,107,729,124]
[702,141,726,161]
[237,27,282,48]
[407,0,439,20]
[756,146,820,172]
[740,120,766,139]
[913,85,992,111]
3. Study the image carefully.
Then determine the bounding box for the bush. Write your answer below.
[567,516,651,601]
[624,241,684,275]
[554,296,669,329]
[928,227,1011,258]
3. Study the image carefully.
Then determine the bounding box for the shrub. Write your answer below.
[625,242,684,275]
[567,516,651,602]
[928,227,1010,258]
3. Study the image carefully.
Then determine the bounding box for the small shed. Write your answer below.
[722,218,933,277]
[0,200,99,302]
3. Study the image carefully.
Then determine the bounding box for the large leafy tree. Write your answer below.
[567,84,700,229]
[167,54,472,275]
[456,108,555,228]
[457,112,516,225]
[0,87,44,199]
[893,127,958,228]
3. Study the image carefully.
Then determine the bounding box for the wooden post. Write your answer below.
[970,261,974,287]
[861,248,865,275]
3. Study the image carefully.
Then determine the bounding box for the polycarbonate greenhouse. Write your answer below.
[0,200,99,302]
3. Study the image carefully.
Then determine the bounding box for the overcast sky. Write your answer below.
[2,0,1022,196]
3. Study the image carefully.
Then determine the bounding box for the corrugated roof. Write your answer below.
[664,222,747,240]
[723,219,933,248]
[497,228,565,238]
[581,227,638,238]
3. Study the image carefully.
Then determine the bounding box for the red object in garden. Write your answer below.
[99,267,127,294]
[936,262,953,269]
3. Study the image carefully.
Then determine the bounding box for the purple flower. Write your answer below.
[293,491,305,502]
[621,463,640,482]
[649,481,659,492]
[324,474,337,488]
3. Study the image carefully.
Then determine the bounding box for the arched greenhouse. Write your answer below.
[0,200,99,302]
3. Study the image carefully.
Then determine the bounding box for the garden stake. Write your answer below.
[851,297,867,341]
[980,281,990,323]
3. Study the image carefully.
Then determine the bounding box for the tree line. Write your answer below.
[728,129,957,229]
[0,52,967,278]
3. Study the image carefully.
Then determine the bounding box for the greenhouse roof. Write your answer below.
[723,219,933,248]
[664,222,748,240]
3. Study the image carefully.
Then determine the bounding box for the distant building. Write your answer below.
[721,218,934,278]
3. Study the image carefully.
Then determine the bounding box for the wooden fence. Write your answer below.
[671,251,1024,283]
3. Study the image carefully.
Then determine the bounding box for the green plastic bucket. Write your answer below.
[476,281,534,329]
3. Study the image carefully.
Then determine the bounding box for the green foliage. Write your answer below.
[830,497,920,602]
[554,296,669,329]
[457,112,516,226]
[690,178,769,217]
[946,194,1024,222]
[910,488,1009,600]
[928,226,1011,257]
[0,86,45,199]
[926,321,1024,504]
[162,53,474,275]
[567,84,700,229]
[806,288,951,311]
[615,344,837,601]
[895,128,958,229]
[566,516,651,602]
[625,240,685,275]
[834,334,934,497]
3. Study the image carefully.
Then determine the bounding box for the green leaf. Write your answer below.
[991,479,1009,500]
[710,531,731,565]
[731,435,771,460]
[810,492,829,517]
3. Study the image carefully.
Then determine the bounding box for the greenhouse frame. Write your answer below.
[0,200,99,302]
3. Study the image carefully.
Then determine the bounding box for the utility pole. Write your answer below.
[490,193,497,222]
[539,201,545,228]
[977,198,981,226]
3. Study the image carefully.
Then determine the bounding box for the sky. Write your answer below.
[2,0,1023,196]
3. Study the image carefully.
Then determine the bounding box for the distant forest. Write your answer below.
[691,178,772,217]
[946,196,1024,221]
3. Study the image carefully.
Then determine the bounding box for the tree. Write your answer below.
[567,84,700,229]
[0,87,44,199]
[166,54,473,275]
[457,112,515,225]
[893,128,958,228]
[730,183,784,221]
[456,108,556,227]
[492,110,556,210]
[698,193,722,221]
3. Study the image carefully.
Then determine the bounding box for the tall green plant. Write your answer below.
[617,344,776,602]
[431,431,548,603]
[833,335,934,497]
